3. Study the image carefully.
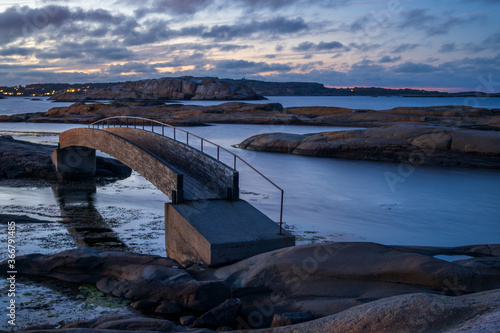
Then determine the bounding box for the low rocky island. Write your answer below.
[237,123,500,168]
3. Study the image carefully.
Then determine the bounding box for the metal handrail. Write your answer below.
[89,116,285,234]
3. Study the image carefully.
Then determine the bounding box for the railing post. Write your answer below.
[217,146,220,160]
[152,121,154,133]
[234,155,237,170]
[142,119,144,130]
[162,125,164,136]
[201,139,204,152]
[174,128,176,141]
[186,132,189,145]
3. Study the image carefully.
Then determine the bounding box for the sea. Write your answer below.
[0,96,499,258]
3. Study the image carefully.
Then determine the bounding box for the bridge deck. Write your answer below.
[183,176,219,201]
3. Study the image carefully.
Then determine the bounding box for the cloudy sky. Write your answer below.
[0,0,499,91]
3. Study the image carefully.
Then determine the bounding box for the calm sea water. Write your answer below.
[184,95,500,110]
[0,97,499,253]
[1,95,500,116]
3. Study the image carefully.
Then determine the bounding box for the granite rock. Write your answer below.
[193,298,242,328]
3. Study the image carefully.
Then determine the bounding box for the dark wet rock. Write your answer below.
[50,77,264,101]
[96,157,132,179]
[270,311,314,328]
[180,315,197,327]
[0,248,230,311]
[215,327,234,332]
[391,244,500,257]
[61,314,215,332]
[193,298,242,328]
[0,136,131,180]
[0,214,54,224]
[453,257,500,291]
[155,300,182,314]
[130,299,158,311]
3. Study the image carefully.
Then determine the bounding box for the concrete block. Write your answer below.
[165,200,295,266]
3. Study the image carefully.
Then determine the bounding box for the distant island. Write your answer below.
[1,76,500,99]
[232,79,500,97]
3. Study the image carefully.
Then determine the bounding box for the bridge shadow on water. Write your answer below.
[51,181,128,251]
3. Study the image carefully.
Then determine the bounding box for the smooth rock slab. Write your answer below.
[244,290,500,333]
[215,242,500,328]
[270,311,314,328]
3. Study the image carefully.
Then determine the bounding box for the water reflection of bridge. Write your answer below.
[51,117,294,266]
[52,182,127,251]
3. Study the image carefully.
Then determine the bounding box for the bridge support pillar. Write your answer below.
[165,200,295,267]
[51,146,96,181]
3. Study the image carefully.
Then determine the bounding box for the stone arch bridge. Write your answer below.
[51,117,294,266]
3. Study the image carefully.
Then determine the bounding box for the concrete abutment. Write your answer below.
[51,146,96,181]
[165,200,295,266]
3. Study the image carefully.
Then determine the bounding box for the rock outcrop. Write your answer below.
[1,248,230,311]
[237,124,500,168]
[49,77,264,101]
[213,242,500,327]
[0,135,131,180]
[248,290,500,333]
[2,242,500,330]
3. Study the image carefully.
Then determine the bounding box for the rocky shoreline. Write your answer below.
[0,135,131,180]
[1,242,499,332]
